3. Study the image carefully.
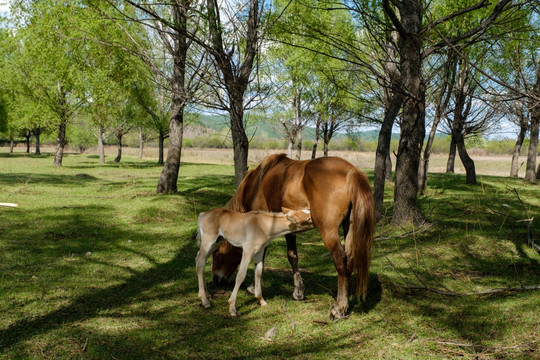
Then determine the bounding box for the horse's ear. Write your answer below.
[281,207,292,214]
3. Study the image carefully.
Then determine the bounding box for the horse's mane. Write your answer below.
[258,153,288,183]
[226,153,289,213]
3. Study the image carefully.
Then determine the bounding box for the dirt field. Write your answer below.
[4,144,534,178]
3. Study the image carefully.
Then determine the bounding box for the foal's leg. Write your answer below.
[247,248,266,295]
[253,248,267,306]
[228,251,252,316]
[196,235,221,308]
[285,234,305,300]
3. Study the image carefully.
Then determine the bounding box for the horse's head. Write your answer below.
[282,207,313,232]
[212,241,242,286]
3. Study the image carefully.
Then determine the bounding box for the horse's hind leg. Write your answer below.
[196,235,221,308]
[253,249,267,306]
[320,228,350,320]
[286,234,305,301]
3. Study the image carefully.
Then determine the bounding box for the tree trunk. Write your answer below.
[419,62,451,191]
[323,139,329,156]
[157,2,188,194]
[54,82,67,167]
[524,67,540,183]
[98,126,105,164]
[389,1,426,225]
[138,127,144,159]
[54,119,67,167]
[114,132,122,163]
[446,138,456,173]
[524,114,539,182]
[294,87,302,160]
[287,137,294,158]
[158,132,165,166]
[230,98,249,186]
[385,153,393,182]
[311,115,321,159]
[206,0,259,187]
[374,95,402,220]
[9,137,14,153]
[420,117,444,186]
[24,132,30,153]
[510,120,527,177]
[457,136,476,184]
[295,131,302,160]
[157,108,184,192]
[34,128,41,155]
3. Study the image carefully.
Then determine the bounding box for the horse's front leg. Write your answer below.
[253,248,267,306]
[285,234,305,300]
[228,251,252,316]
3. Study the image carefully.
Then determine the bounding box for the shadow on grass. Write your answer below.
[0,246,195,351]
[0,172,100,186]
[0,152,53,158]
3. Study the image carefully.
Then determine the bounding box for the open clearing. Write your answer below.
[0,147,539,359]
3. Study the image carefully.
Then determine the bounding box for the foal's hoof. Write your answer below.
[246,283,255,295]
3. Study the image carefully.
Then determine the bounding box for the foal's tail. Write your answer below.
[346,168,375,300]
[196,212,205,247]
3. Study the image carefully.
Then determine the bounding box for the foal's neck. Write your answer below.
[264,213,295,239]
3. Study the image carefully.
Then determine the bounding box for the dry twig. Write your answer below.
[282,301,295,333]
[399,284,540,296]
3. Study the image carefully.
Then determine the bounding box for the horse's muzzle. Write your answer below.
[212,273,229,287]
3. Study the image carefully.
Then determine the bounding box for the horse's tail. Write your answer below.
[346,168,375,300]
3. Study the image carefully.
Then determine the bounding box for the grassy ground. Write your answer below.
[0,149,539,359]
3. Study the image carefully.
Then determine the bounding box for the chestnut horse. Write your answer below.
[212,154,375,319]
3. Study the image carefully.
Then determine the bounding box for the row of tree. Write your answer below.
[0,0,539,225]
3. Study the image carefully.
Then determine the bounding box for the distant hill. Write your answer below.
[187,113,403,141]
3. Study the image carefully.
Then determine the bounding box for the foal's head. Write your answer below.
[282,207,313,232]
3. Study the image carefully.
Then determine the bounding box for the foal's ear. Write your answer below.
[281,207,292,215]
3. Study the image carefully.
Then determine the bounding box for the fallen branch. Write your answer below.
[511,187,539,253]
[283,301,295,333]
[421,337,539,354]
[399,284,540,296]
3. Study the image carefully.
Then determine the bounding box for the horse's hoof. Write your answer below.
[260,300,268,307]
[229,309,238,317]
[201,300,211,308]
[328,306,349,321]
[247,284,255,295]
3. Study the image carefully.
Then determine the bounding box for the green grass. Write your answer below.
[0,150,539,359]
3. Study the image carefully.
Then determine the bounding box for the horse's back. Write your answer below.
[256,156,357,224]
